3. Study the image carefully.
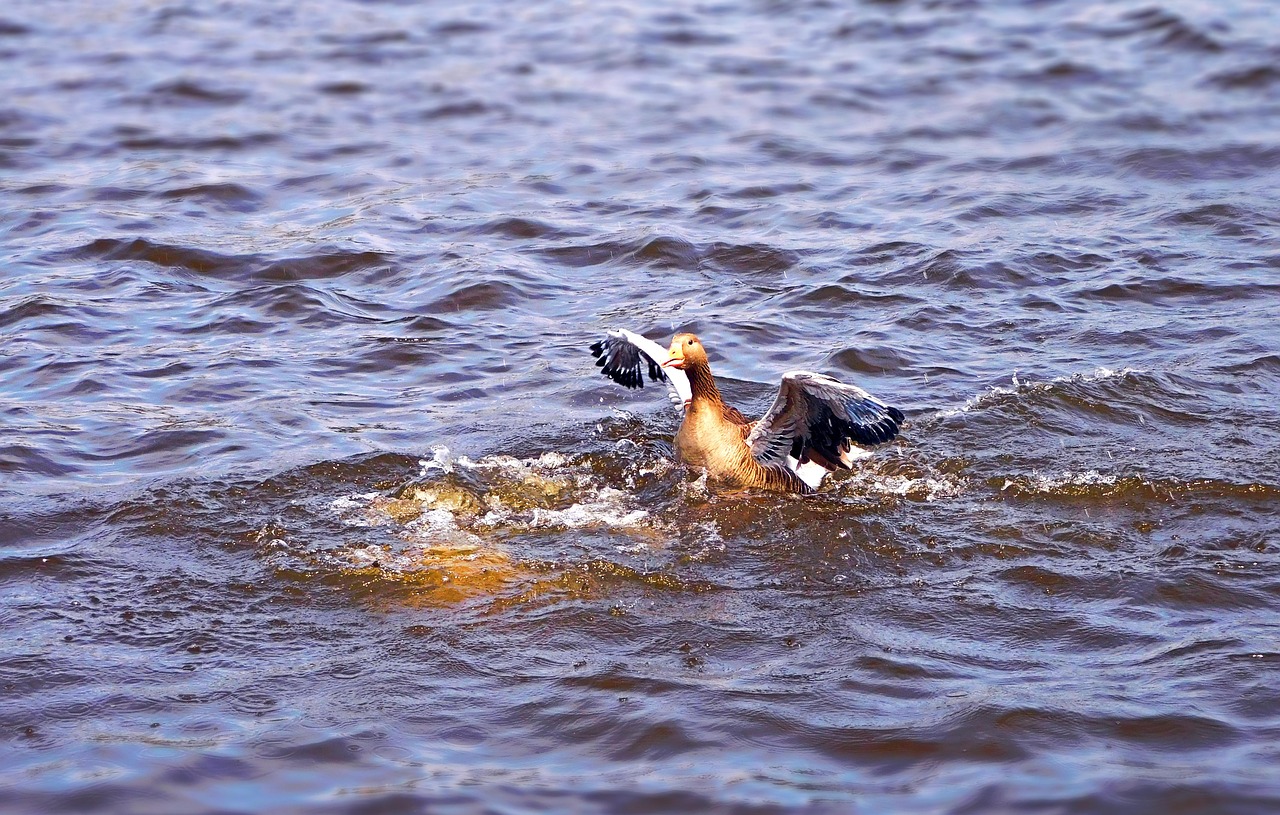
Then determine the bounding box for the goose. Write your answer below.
[589,329,904,493]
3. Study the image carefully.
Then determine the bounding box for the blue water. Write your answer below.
[2,0,1279,812]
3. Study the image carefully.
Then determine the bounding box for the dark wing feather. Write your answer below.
[589,331,653,389]
[588,329,692,410]
[746,371,904,470]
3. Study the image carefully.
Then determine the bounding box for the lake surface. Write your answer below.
[2,0,1279,812]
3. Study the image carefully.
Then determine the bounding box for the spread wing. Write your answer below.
[745,371,904,471]
[589,329,692,412]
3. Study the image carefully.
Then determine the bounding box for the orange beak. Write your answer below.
[663,345,685,369]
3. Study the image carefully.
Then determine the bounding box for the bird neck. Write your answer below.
[685,361,724,407]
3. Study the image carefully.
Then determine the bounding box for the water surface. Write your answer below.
[2,0,1280,812]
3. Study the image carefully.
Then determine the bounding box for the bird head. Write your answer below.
[663,332,707,370]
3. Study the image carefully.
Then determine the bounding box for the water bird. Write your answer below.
[590,330,904,493]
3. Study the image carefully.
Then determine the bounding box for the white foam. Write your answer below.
[842,472,968,501]
[456,450,572,476]
[1005,469,1120,494]
[478,485,652,532]
[530,501,650,530]
[334,544,416,572]
[329,492,388,526]
[418,445,454,475]
[405,506,462,533]
[402,508,489,547]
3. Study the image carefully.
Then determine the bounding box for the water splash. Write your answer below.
[418,445,455,475]
[839,470,969,502]
[322,448,667,572]
[1002,469,1120,495]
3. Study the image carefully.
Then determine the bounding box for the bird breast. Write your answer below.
[675,405,749,475]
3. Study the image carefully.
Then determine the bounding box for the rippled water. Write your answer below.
[3,0,1280,812]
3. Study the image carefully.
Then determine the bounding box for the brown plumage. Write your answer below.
[590,329,904,494]
[664,333,812,492]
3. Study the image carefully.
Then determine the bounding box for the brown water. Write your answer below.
[3,0,1280,812]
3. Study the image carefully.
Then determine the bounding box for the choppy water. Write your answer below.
[3,0,1280,812]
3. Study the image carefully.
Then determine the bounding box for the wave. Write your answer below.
[935,367,1142,419]
[997,470,1280,502]
[47,237,394,282]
